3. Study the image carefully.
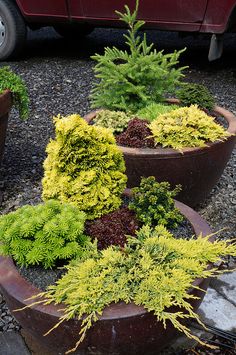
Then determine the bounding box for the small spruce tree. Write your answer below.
[90,0,187,113]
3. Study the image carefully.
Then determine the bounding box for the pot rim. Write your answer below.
[0,200,212,320]
[0,89,13,117]
[84,101,236,157]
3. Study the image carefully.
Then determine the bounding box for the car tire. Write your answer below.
[0,0,27,60]
[53,24,93,39]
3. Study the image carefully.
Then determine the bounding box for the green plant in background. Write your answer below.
[0,66,29,120]
[90,0,186,113]
[149,105,229,150]
[42,114,127,219]
[136,102,177,122]
[176,83,215,111]
[129,176,183,228]
[93,109,132,133]
[32,225,236,353]
[0,200,89,269]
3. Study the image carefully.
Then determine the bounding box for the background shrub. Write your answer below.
[0,66,29,119]
[0,200,88,269]
[42,114,127,219]
[176,83,215,111]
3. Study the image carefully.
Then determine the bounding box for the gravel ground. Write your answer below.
[0,27,235,350]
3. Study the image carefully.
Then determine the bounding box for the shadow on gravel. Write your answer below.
[24,27,236,71]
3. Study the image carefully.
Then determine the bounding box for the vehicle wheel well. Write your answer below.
[227,5,236,32]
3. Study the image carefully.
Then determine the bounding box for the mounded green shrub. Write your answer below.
[136,103,177,122]
[0,200,88,269]
[90,1,186,113]
[129,176,183,228]
[0,66,29,120]
[33,225,236,353]
[93,109,132,133]
[176,83,215,111]
[149,105,230,150]
[42,114,127,219]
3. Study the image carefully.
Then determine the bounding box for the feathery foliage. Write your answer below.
[0,200,88,269]
[42,114,127,219]
[149,105,230,150]
[93,109,132,133]
[32,225,236,353]
[137,102,177,122]
[0,66,29,120]
[129,177,182,227]
[177,83,215,111]
[90,1,186,113]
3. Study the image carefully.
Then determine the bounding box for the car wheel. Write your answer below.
[0,0,27,60]
[53,24,93,38]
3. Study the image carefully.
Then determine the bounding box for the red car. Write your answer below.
[0,0,236,60]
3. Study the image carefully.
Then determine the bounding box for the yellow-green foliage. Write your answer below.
[0,200,89,269]
[33,225,236,353]
[136,103,177,122]
[93,109,132,134]
[42,114,127,219]
[149,105,230,150]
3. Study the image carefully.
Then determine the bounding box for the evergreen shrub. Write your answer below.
[129,176,183,228]
[93,109,132,134]
[42,114,127,219]
[149,105,230,150]
[90,1,186,113]
[137,103,177,122]
[116,118,154,148]
[177,83,215,111]
[0,200,88,269]
[0,66,29,120]
[34,225,236,353]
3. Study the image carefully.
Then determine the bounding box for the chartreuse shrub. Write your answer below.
[177,83,215,111]
[90,1,186,113]
[42,114,127,219]
[0,66,29,120]
[137,103,177,122]
[29,225,236,353]
[149,105,230,150]
[129,176,183,228]
[0,200,89,269]
[93,109,132,134]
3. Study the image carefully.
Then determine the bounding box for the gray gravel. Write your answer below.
[0,27,235,340]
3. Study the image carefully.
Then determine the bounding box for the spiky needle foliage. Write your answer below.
[136,102,177,122]
[149,105,230,150]
[0,66,29,120]
[129,176,183,228]
[31,225,236,353]
[93,109,132,134]
[0,200,89,269]
[42,114,127,220]
[177,83,215,111]
[90,1,186,113]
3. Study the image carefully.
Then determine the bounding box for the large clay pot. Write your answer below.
[85,103,236,207]
[0,201,212,355]
[0,89,12,165]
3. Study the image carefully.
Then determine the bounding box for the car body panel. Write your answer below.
[14,0,236,33]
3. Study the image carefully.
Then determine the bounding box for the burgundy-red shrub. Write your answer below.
[85,207,139,249]
[116,118,155,148]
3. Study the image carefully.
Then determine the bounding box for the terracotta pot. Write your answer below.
[0,201,212,355]
[84,103,236,207]
[0,90,12,165]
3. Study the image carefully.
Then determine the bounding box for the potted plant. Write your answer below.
[0,66,29,165]
[85,1,236,207]
[0,113,236,355]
